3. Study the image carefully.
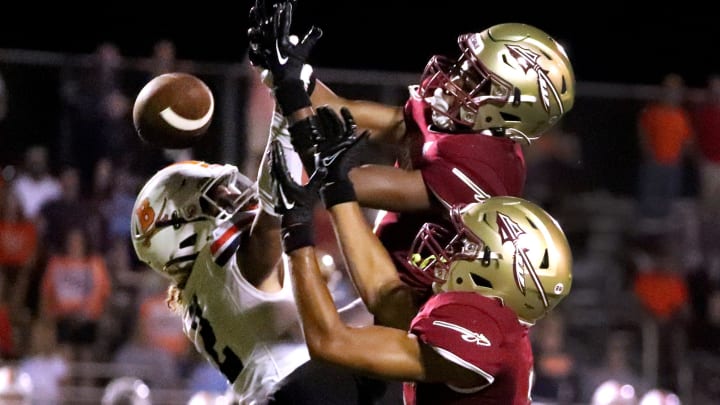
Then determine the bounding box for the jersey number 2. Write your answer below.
[188,295,244,382]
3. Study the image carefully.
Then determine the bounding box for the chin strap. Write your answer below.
[504,127,537,145]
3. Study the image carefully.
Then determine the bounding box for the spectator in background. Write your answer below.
[60,42,133,190]
[0,180,38,358]
[39,226,111,382]
[110,271,188,390]
[582,330,645,403]
[95,238,145,358]
[10,145,60,222]
[139,39,193,77]
[92,159,140,250]
[523,126,584,212]
[691,75,720,282]
[636,73,694,224]
[37,166,102,255]
[531,311,582,404]
[631,237,690,393]
[111,294,185,390]
[136,271,189,362]
[18,319,69,405]
[131,39,192,175]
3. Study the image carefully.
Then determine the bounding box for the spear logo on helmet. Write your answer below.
[506,44,564,119]
[496,211,549,307]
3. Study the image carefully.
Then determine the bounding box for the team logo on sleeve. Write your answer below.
[433,320,491,346]
[452,168,490,202]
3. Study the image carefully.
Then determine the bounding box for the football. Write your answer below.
[133,72,214,149]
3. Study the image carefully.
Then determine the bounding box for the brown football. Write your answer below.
[133,72,214,149]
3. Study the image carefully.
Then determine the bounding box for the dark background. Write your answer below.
[0,1,718,87]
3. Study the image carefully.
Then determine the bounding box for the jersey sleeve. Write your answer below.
[410,293,506,380]
[420,135,525,206]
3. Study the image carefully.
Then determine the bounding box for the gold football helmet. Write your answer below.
[406,196,572,324]
[419,23,575,143]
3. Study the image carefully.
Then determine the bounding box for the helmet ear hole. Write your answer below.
[540,249,549,269]
[470,273,492,288]
[500,112,521,123]
[179,234,198,249]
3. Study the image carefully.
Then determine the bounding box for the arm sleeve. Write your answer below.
[419,135,525,206]
[256,108,305,215]
[411,294,505,378]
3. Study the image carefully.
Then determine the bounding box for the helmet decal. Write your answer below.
[133,197,168,248]
[136,198,156,233]
[496,211,549,307]
[506,44,564,117]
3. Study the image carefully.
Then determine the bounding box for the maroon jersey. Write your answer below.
[375,87,526,294]
[403,87,526,206]
[403,292,533,405]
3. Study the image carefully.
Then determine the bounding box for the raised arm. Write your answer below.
[270,140,481,387]
[310,107,418,328]
[311,80,406,145]
[248,1,405,148]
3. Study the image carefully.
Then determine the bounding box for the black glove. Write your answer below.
[287,115,322,173]
[247,0,283,69]
[269,2,322,114]
[270,140,326,253]
[270,2,321,84]
[314,107,369,208]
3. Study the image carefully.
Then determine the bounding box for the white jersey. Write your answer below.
[181,246,309,405]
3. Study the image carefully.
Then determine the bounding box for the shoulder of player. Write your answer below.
[419,292,517,321]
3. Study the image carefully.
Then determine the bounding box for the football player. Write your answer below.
[269,106,574,404]
[249,1,575,308]
[129,155,374,403]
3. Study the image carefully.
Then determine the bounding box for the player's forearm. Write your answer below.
[311,80,405,144]
[350,165,433,212]
[328,203,415,324]
[287,247,346,352]
[241,211,282,285]
[289,247,426,378]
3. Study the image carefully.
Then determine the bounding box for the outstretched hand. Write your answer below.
[247,0,280,69]
[248,1,321,86]
[312,107,369,207]
[271,140,326,252]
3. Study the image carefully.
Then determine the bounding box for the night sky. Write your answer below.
[1,2,718,87]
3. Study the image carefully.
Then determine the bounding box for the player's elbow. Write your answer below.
[368,282,418,329]
[304,326,354,364]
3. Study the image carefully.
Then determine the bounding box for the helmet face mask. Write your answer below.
[131,161,258,282]
[405,197,573,325]
[419,23,575,143]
